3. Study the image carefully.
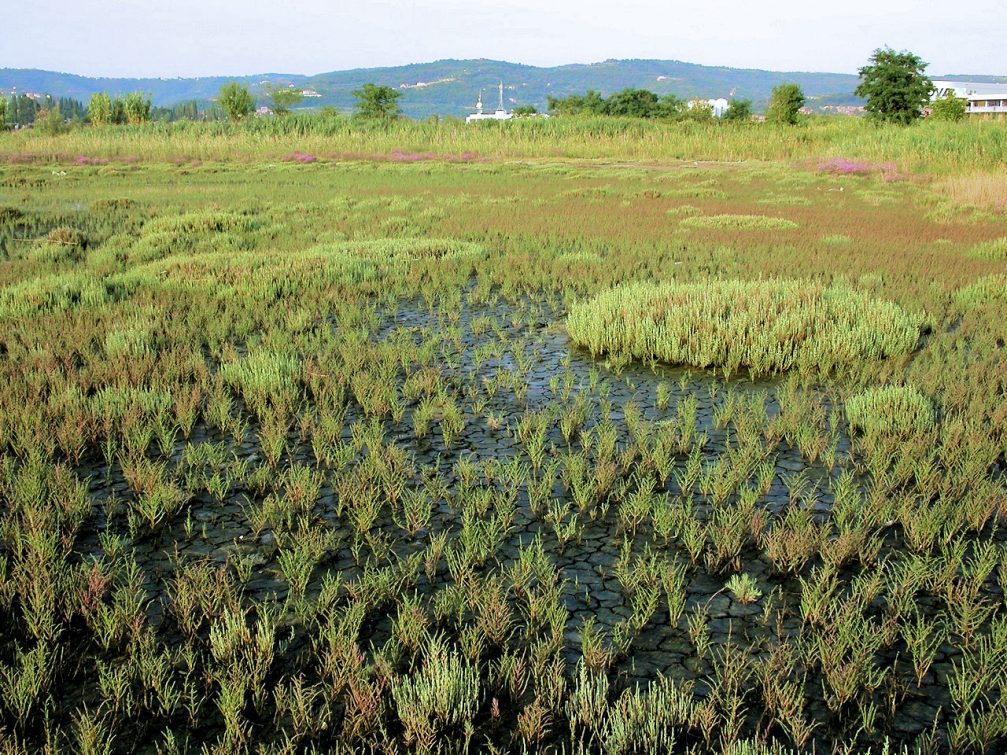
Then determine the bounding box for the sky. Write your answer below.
[5,0,1003,78]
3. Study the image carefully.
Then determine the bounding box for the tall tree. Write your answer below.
[218,83,256,122]
[0,97,6,127]
[766,84,805,125]
[122,91,151,125]
[109,97,126,125]
[856,48,934,125]
[264,84,304,116]
[88,92,113,125]
[352,84,402,121]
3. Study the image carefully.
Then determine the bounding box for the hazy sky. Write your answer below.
[6,0,1002,78]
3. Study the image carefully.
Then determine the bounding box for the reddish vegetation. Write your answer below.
[388,149,482,163]
[817,157,904,182]
[284,151,318,163]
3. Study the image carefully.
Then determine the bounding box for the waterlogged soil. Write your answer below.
[69,297,951,746]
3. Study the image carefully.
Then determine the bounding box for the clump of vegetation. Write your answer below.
[679,214,799,231]
[846,385,934,437]
[967,238,1007,261]
[567,279,921,376]
[954,275,1007,309]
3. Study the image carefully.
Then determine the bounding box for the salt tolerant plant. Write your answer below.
[567,279,922,377]
[846,384,934,441]
[725,573,762,604]
[679,214,800,231]
[967,237,1007,261]
[391,633,481,752]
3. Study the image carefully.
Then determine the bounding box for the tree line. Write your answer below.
[0,48,972,132]
[546,48,968,125]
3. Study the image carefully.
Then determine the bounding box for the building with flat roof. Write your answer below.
[932,81,1007,116]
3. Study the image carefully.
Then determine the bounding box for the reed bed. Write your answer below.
[0,114,1004,176]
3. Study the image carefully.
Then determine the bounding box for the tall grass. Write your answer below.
[2,115,1006,175]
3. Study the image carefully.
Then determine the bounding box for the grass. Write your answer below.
[1,114,1005,176]
[0,120,1006,753]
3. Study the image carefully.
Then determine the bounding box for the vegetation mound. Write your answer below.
[954,275,1007,309]
[967,238,1007,261]
[566,279,922,375]
[846,385,934,438]
[679,214,799,231]
[323,238,485,261]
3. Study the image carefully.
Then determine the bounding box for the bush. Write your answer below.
[566,279,922,376]
[929,92,967,122]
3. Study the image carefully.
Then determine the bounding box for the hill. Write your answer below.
[0,59,1001,118]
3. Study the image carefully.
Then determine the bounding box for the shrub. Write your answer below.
[566,279,922,376]
[846,385,934,437]
[679,214,798,231]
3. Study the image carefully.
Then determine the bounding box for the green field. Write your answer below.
[1,118,1007,753]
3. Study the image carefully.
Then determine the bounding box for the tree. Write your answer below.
[684,100,715,123]
[928,90,967,122]
[352,84,402,120]
[655,95,687,120]
[512,104,538,116]
[218,82,255,122]
[88,93,112,125]
[110,97,126,125]
[722,99,753,122]
[0,97,6,127]
[766,84,805,124]
[602,88,660,118]
[122,91,151,125]
[264,84,304,116]
[35,107,68,135]
[547,90,605,116]
[856,48,933,125]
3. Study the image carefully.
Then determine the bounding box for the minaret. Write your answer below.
[498,81,505,112]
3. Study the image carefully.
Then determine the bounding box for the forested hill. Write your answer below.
[1,58,1002,118]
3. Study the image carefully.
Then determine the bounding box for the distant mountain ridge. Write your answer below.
[1,59,1002,117]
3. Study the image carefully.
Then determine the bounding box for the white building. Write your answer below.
[687,98,731,118]
[466,82,514,123]
[932,80,1007,116]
